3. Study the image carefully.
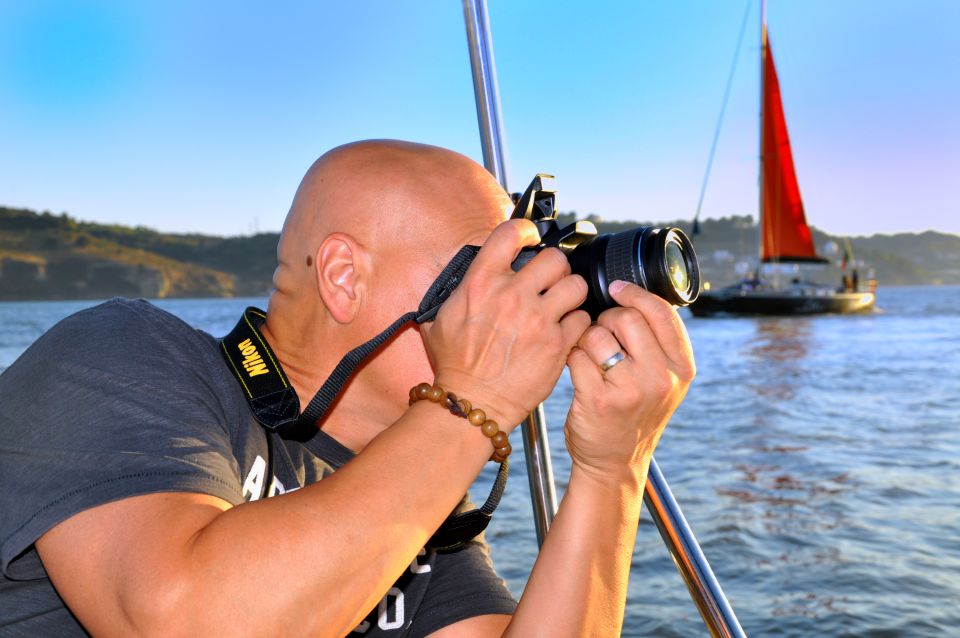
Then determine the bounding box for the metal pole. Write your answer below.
[462,0,510,186]
[462,0,558,544]
[644,458,747,637]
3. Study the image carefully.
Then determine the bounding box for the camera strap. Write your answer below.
[218,244,509,549]
[297,244,480,427]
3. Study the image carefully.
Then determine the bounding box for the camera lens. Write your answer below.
[567,226,700,318]
[665,239,689,293]
[650,228,699,306]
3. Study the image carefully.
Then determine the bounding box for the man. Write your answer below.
[0,140,695,636]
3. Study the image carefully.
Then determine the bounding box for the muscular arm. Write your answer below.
[38,402,493,638]
[513,468,645,637]
[429,470,647,638]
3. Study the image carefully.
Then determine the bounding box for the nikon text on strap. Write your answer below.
[219,307,301,431]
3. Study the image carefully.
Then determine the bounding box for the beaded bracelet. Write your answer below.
[409,382,512,463]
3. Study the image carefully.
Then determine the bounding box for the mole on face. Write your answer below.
[306,255,313,267]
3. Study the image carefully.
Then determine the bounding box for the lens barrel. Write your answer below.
[567,226,700,318]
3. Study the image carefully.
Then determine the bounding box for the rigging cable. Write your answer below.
[692,0,754,236]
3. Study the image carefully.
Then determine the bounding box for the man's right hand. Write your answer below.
[421,219,590,431]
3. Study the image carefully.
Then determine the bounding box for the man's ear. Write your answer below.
[315,233,365,324]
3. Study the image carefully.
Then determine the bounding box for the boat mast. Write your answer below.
[757,0,767,279]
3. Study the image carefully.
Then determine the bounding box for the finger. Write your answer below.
[596,306,669,373]
[467,219,541,275]
[559,309,591,354]
[567,346,603,396]
[608,281,694,373]
[578,324,628,371]
[513,246,571,293]
[542,274,588,320]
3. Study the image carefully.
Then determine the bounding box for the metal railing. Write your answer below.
[461,1,748,635]
[462,0,559,543]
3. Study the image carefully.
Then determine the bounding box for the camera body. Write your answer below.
[509,174,700,319]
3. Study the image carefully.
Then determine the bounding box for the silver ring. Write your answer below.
[599,351,626,372]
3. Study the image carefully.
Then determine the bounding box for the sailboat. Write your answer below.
[689,2,876,317]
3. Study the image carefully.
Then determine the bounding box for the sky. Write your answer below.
[0,1,957,238]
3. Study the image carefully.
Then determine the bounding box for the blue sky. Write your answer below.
[0,1,957,237]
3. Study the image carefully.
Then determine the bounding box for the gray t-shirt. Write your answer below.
[0,299,515,636]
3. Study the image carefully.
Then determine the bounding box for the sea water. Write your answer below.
[1,286,957,637]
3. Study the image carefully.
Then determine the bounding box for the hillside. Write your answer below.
[0,207,267,300]
[1,206,957,301]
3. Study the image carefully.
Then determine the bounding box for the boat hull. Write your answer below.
[689,290,875,317]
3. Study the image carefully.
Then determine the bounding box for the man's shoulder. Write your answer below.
[60,297,203,338]
[0,297,226,397]
[43,297,217,360]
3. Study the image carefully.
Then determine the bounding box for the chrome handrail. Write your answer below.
[462,0,559,542]
[461,1,748,636]
[645,458,747,637]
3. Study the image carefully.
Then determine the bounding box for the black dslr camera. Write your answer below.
[509,174,700,319]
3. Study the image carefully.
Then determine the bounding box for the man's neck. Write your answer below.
[260,299,394,454]
[317,388,397,454]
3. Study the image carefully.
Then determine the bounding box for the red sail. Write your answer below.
[761,35,822,262]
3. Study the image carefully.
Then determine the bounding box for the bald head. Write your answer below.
[270,140,511,337]
[279,140,508,271]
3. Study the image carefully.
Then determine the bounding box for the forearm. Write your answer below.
[506,458,651,638]
[149,402,492,637]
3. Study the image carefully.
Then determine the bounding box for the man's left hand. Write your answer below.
[563,280,696,484]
